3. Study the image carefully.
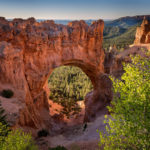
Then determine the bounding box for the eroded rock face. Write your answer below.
[134,18,150,44]
[0,17,112,128]
[104,45,150,81]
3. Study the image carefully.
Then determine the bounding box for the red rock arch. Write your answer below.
[0,17,112,128]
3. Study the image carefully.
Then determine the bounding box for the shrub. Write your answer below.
[0,125,38,150]
[98,55,150,150]
[37,129,49,137]
[1,89,14,98]
[0,102,7,125]
[0,122,9,146]
[2,130,38,150]
[49,146,67,150]
[0,104,38,150]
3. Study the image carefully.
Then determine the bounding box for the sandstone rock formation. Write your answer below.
[0,17,112,129]
[134,17,150,44]
[104,45,134,79]
[104,45,149,80]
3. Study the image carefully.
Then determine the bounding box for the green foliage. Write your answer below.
[49,66,93,118]
[0,123,38,150]
[59,98,81,118]
[103,26,126,39]
[49,146,67,150]
[103,17,147,51]
[103,24,140,51]
[0,102,38,150]
[37,129,49,137]
[1,89,14,98]
[1,129,38,150]
[98,55,150,150]
[49,66,93,101]
[0,102,7,125]
[0,103,10,147]
[0,122,9,146]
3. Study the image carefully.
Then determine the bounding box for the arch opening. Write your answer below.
[48,65,93,124]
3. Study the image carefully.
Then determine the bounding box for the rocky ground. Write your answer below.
[0,95,107,150]
[36,110,107,150]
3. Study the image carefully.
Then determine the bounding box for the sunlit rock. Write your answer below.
[0,17,112,129]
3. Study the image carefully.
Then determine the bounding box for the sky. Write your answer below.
[0,0,150,20]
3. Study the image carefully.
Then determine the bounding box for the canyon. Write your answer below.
[0,16,149,131]
[0,16,150,149]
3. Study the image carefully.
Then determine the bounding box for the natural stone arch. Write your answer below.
[0,17,112,129]
[62,59,100,88]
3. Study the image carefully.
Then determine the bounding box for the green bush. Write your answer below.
[0,122,9,146]
[0,103,38,150]
[1,89,14,98]
[98,55,150,149]
[0,126,38,150]
[49,146,67,150]
[37,129,49,137]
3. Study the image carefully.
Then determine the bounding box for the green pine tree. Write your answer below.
[0,102,7,125]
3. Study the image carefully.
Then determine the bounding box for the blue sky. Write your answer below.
[0,0,150,19]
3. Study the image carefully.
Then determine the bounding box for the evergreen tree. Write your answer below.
[48,66,93,118]
[0,102,7,125]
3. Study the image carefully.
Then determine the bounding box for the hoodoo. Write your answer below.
[134,17,150,44]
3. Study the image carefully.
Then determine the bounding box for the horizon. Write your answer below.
[4,14,150,22]
[0,0,150,20]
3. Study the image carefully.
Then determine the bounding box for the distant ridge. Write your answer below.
[103,15,150,50]
[116,15,150,21]
[7,15,150,26]
[36,19,97,25]
[105,15,150,28]
[36,15,150,26]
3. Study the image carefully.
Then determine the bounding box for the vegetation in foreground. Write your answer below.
[98,54,150,150]
[0,103,38,150]
[0,126,38,150]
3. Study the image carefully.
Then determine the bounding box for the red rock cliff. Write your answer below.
[0,17,112,129]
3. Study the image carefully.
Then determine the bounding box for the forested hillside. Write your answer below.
[103,24,139,50]
[48,66,93,117]
[103,15,150,50]
[48,66,93,102]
